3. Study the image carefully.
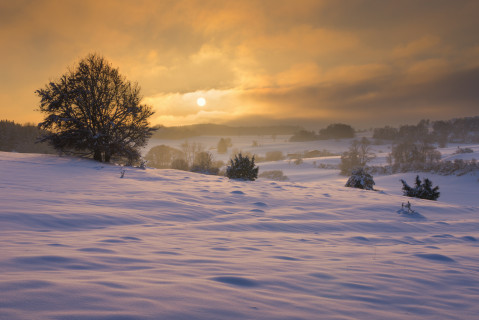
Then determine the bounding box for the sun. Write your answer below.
[196,97,206,107]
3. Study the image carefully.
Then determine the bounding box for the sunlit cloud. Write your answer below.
[1,0,479,127]
[144,89,244,126]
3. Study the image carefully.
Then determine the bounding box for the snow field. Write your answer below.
[1,151,479,319]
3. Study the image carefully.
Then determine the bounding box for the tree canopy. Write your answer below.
[36,53,155,163]
[319,123,355,139]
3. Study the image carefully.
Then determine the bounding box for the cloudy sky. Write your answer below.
[1,0,479,128]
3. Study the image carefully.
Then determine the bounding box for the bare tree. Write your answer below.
[339,138,375,175]
[180,141,204,166]
[36,53,155,163]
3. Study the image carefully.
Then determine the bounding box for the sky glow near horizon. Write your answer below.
[1,0,479,128]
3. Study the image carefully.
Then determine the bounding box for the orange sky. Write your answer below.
[1,0,479,128]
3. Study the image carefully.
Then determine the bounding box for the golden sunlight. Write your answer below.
[196,97,206,107]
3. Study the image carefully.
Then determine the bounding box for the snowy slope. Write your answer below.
[1,152,479,320]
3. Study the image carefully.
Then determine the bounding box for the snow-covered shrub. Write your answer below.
[401,175,440,200]
[258,170,289,181]
[345,168,375,190]
[226,153,258,181]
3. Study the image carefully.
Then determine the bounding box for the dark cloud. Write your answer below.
[239,65,479,127]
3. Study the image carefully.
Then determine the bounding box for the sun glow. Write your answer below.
[196,97,206,107]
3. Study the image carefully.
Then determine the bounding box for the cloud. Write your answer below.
[236,65,479,126]
[1,0,479,127]
[321,64,392,85]
[144,88,244,125]
[392,36,442,59]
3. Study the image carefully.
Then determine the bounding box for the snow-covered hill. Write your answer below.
[1,152,478,319]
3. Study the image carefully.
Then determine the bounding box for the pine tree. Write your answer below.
[401,175,440,200]
[226,153,259,181]
[418,178,440,200]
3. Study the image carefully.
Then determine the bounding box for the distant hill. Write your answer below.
[152,123,302,139]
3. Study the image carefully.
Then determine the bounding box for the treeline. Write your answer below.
[372,116,479,146]
[339,134,479,177]
[357,116,479,176]
[289,123,355,142]
[0,120,55,154]
[152,123,301,139]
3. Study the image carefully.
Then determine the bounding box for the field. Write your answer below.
[1,136,478,319]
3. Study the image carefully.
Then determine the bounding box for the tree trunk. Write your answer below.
[94,149,102,162]
[104,152,111,163]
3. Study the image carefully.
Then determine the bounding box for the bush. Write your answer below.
[145,145,183,168]
[226,153,259,181]
[217,138,230,154]
[345,168,375,190]
[401,175,440,200]
[214,160,225,168]
[259,170,289,181]
[190,151,219,175]
[264,150,285,161]
[454,146,474,154]
[171,158,189,171]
